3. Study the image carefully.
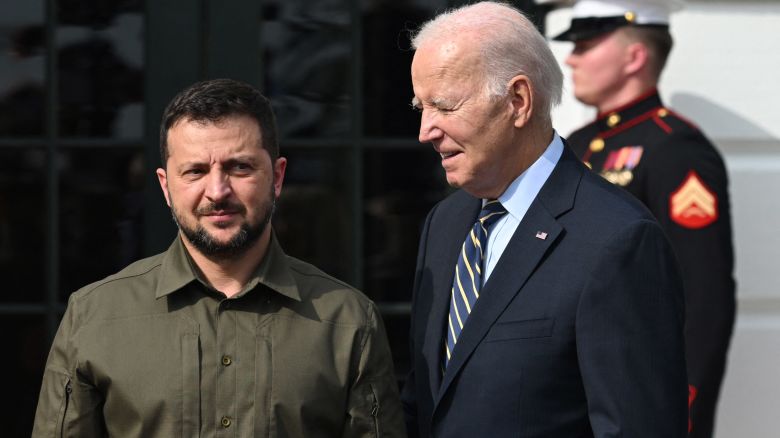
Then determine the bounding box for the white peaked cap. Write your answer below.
[572,0,684,25]
[552,0,684,41]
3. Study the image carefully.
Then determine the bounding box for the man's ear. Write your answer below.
[508,75,534,128]
[624,42,650,76]
[272,157,287,199]
[156,168,171,207]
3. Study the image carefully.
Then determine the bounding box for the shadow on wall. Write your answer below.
[669,92,776,141]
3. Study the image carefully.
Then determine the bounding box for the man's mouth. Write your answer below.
[206,210,236,216]
[198,204,245,224]
[203,210,239,222]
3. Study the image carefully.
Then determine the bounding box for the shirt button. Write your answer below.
[222,355,232,366]
[221,416,232,428]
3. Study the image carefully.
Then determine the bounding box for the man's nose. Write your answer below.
[205,171,232,201]
[418,110,443,143]
[565,51,577,67]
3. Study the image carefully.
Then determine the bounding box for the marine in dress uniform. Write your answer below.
[553,1,736,437]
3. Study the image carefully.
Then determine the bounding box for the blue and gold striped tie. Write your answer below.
[444,199,507,367]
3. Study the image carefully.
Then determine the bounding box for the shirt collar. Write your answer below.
[155,233,302,302]
[496,131,564,220]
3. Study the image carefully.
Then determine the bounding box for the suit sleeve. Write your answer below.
[642,132,736,437]
[577,219,688,438]
[32,295,106,437]
[343,302,406,438]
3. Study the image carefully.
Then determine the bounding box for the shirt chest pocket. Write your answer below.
[75,315,200,437]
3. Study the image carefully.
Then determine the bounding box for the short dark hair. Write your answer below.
[159,78,278,165]
[621,26,674,81]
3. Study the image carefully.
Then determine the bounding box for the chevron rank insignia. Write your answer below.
[669,171,718,229]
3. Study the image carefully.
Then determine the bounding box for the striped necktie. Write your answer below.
[444,199,507,367]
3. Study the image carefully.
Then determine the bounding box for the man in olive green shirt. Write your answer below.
[32,78,404,437]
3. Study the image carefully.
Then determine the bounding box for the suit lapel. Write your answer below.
[434,145,583,406]
[422,195,481,395]
[436,205,561,403]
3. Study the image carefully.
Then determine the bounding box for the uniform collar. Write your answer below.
[155,232,302,302]
[592,88,664,132]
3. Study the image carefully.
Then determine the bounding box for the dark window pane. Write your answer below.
[361,1,436,137]
[0,148,47,302]
[262,1,351,138]
[0,1,46,136]
[56,1,144,138]
[381,312,411,381]
[274,147,354,283]
[0,315,48,435]
[59,147,145,298]
[364,147,450,302]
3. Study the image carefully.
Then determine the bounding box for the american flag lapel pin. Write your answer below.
[535,231,548,240]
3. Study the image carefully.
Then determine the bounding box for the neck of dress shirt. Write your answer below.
[482,132,564,285]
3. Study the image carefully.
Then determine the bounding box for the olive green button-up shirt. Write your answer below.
[32,235,405,437]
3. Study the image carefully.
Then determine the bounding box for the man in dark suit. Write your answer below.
[401,2,688,437]
[553,2,736,436]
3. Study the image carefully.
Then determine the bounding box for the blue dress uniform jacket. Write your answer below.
[401,145,688,438]
[568,89,736,438]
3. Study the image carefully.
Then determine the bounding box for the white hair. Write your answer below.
[411,1,562,123]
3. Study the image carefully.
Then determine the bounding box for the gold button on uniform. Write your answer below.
[657,108,669,117]
[589,138,605,153]
[221,416,232,428]
[624,11,636,22]
[607,113,621,127]
[222,355,232,366]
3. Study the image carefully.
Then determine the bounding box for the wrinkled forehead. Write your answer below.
[412,37,484,85]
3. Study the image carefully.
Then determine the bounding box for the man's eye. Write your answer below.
[411,104,422,113]
[230,162,254,174]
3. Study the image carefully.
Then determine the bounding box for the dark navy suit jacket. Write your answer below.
[401,145,688,437]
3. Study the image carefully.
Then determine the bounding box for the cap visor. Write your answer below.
[552,26,615,42]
